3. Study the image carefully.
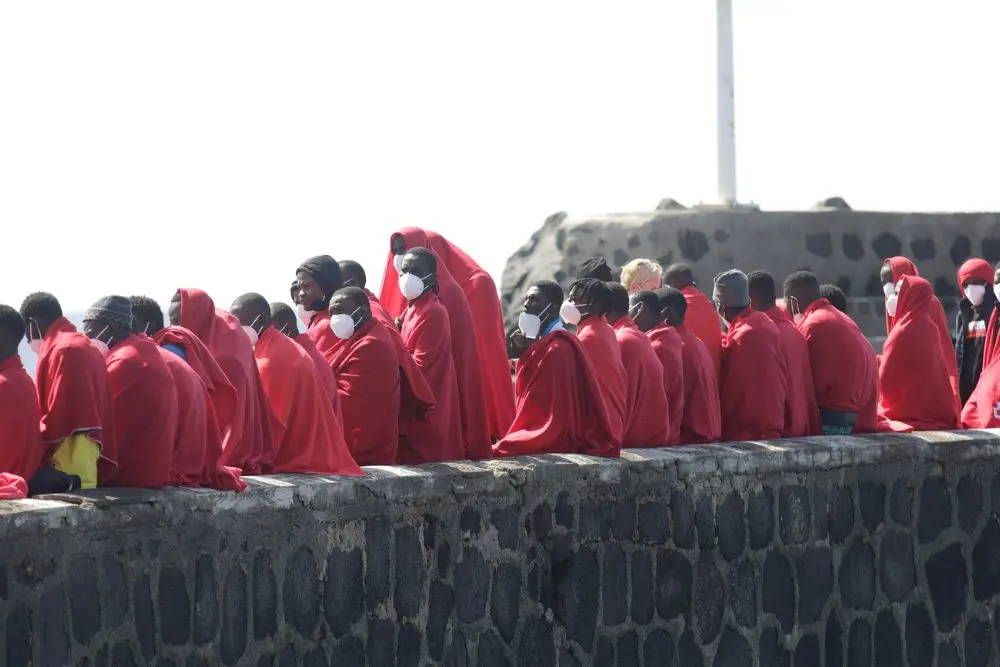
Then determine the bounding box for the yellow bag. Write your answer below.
[49,434,100,490]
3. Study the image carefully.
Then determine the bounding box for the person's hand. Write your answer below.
[394,315,404,331]
[507,328,529,359]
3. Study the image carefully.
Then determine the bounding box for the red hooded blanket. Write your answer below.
[157,347,210,487]
[675,323,722,444]
[878,276,960,432]
[0,355,45,481]
[575,317,628,446]
[719,310,787,441]
[763,305,821,437]
[612,317,671,447]
[495,329,619,457]
[682,286,723,375]
[293,332,341,418]
[646,322,686,445]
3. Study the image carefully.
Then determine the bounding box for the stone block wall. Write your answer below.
[3,431,1000,665]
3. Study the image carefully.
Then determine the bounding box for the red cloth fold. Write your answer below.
[495,330,619,457]
[398,292,465,464]
[293,333,341,418]
[961,260,1000,369]
[878,276,960,432]
[157,348,211,487]
[100,335,178,488]
[177,289,275,475]
[380,228,491,459]
[612,317,671,447]
[674,324,721,444]
[763,306,821,437]
[719,310,787,441]
[0,473,27,500]
[682,286,723,375]
[254,327,362,476]
[962,346,1000,428]
[575,317,628,447]
[645,322,686,444]
[0,355,45,482]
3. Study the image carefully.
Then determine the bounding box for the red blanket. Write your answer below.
[878,276,960,432]
[719,310,787,441]
[682,286,723,375]
[293,333,340,418]
[675,324,721,444]
[576,317,628,446]
[962,348,1000,428]
[157,348,211,487]
[646,322,686,445]
[495,330,618,457]
[763,306,821,436]
[0,355,45,481]
[613,317,671,447]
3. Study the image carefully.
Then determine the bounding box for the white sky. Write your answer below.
[1,2,998,313]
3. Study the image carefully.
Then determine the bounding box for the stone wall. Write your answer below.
[3,431,1000,666]
[500,209,1000,338]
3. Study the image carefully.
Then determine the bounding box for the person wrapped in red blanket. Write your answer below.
[270,300,340,417]
[664,263,723,375]
[629,290,686,445]
[0,305,44,498]
[955,258,997,404]
[495,280,618,457]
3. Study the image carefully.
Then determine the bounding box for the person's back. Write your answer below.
[719,310,787,441]
[665,264,723,374]
[0,306,45,485]
[157,346,211,486]
[645,323,685,445]
[612,316,671,447]
[675,324,722,444]
[576,317,628,443]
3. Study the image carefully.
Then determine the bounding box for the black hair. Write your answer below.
[270,302,298,331]
[232,292,271,319]
[297,255,343,298]
[0,304,26,342]
[289,280,299,304]
[747,270,777,303]
[333,286,370,311]
[568,278,613,316]
[128,296,165,333]
[820,284,849,313]
[632,290,662,313]
[783,271,821,298]
[579,256,613,282]
[532,280,564,313]
[663,263,695,287]
[405,247,438,274]
[655,287,688,318]
[20,291,63,323]
[339,260,367,289]
[607,282,630,316]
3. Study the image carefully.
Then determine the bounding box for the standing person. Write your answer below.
[270,301,340,416]
[713,270,787,441]
[605,283,671,447]
[955,258,997,404]
[396,248,465,463]
[231,294,362,476]
[0,305,45,493]
[381,229,491,458]
[20,291,114,489]
[495,281,618,457]
[562,279,628,446]
[664,263,723,374]
[784,271,879,434]
[748,270,821,437]
[630,290,685,445]
[877,276,960,432]
[620,259,663,294]
[84,296,177,488]
[169,289,274,475]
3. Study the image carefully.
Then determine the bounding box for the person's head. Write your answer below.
[620,259,663,294]
[168,291,182,326]
[128,296,165,336]
[880,257,918,299]
[712,270,750,324]
[565,278,612,325]
[398,247,439,301]
[783,271,822,322]
[579,256,613,282]
[270,302,299,337]
[230,293,272,346]
[629,290,664,332]
[296,255,343,312]
[656,287,688,327]
[606,282,631,324]
[819,284,848,313]
[747,270,777,312]
[289,280,300,306]
[956,258,994,308]
[20,291,63,346]
[82,296,134,356]
[663,263,696,290]
[518,280,563,339]
[339,260,368,289]
[328,287,372,340]
[0,305,25,361]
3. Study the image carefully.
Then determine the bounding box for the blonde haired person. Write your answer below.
[620,259,663,294]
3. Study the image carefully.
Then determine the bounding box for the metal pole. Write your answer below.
[716,0,737,205]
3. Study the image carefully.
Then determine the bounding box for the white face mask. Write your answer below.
[27,320,42,354]
[242,316,262,347]
[882,282,894,298]
[399,272,429,301]
[90,325,112,359]
[518,303,552,340]
[965,284,987,307]
[296,303,316,326]
[993,284,1000,302]
[393,254,405,272]
[559,301,586,325]
[885,294,898,318]
[329,307,361,340]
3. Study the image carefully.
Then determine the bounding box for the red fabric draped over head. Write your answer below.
[0,355,45,482]
[878,276,960,432]
[645,323,685,444]
[763,306,821,437]
[176,289,275,475]
[613,317,671,447]
[718,310,787,441]
[380,228,492,459]
[494,330,619,457]
[959,260,1000,368]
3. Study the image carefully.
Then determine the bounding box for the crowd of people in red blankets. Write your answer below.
[0,225,998,501]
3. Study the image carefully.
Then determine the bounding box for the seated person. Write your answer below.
[0,305,44,497]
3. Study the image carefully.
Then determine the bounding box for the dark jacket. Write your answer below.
[956,291,997,403]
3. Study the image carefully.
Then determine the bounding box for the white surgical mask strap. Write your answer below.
[249,314,262,335]
[98,325,112,347]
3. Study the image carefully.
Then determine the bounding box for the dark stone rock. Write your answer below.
[491,508,520,550]
[601,545,627,627]
[518,617,556,667]
[951,235,972,266]
[159,565,190,646]
[839,538,875,610]
[938,642,962,667]
[579,500,610,541]
[678,629,704,667]
[873,609,903,667]
[366,619,395,667]
[763,551,795,633]
[925,543,968,632]
[40,586,69,667]
[918,477,952,544]
[934,277,954,299]
[910,237,936,260]
[111,641,138,667]
[637,501,670,544]
[531,503,552,541]
[220,566,247,666]
[655,549,692,621]
[332,636,364,667]
[643,628,675,666]
[558,649,581,667]
[594,637,614,666]
[395,526,425,619]
[779,486,810,545]
[6,603,32,667]
[616,631,639,667]
[973,515,1000,601]
[796,547,833,625]
[826,614,843,667]
[904,604,933,667]
[437,540,451,578]
[678,229,710,262]
[611,499,636,540]
[890,480,913,527]
[278,647,296,667]
[984,238,1000,265]
[95,643,108,667]
[864,272,884,297]
[68,557,101,645]
[423,514,438,549]
[324,548,363,637]
[760,627,790,667]
[728,559,756,628]
[284,547,319,637]
[958,474,983,533]
[694,556,725,644]
[847,619,871,667]
[460,507,482,535]
[696,494,716,548]
[714,627,751,667]
[397,624,422,667]
[427,580,454,661]
[627,233,641,248]
[716,491,745,562]
[879,530,916,602]
[836,275,853,297]
[479,631,511,667]
[554,547,599,650]
[365,519,391,611]
[555,492,575,528]
[193,554,218,645]
[456,547,489,623]
[671,491,696,548]
[806,233,833,258]
[812,486,829,540]
[103,556,128,631]
[304,647,328,667]
[491,562,521,643]
[872,232,903,260]
[713,229,730,244]
[251,551,276,641]
[747,488,774,549]
[630,551,654,624]
[794,635,821,667]
[133,575,156,661]
[858,482,885,532]
[613,249,630,267]
[966,618,993,667]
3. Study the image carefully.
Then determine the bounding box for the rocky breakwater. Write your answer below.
[500,207,1000,339]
